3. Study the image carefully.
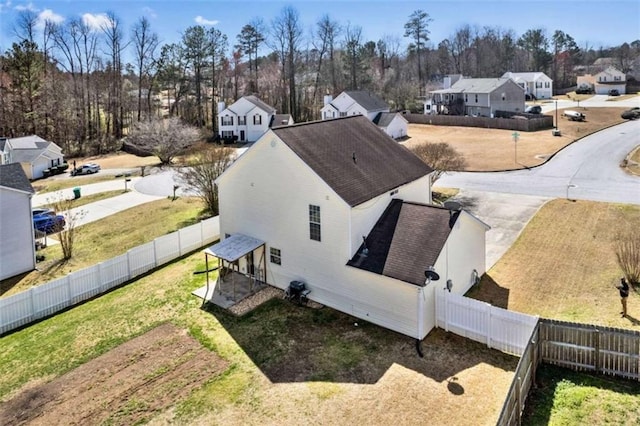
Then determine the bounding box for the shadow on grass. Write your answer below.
[465,274,510,309]
[201,297,517,385]
[522,364,640,426]
[0,272,30,296]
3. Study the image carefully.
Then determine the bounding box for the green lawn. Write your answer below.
[523,365,640,425]
[0,196,209,297]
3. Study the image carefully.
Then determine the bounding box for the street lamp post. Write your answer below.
[555,100,558,130]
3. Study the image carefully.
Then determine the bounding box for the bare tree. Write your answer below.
[48,194,87,261]
[343,23,362,89]
[208,28,228,134]
[131,17,159,122]
[270,6,303,120]
[126,117,200,164]
[410,142,467,183]
[614,225,640,287]
[102,12,127,139]
[178,145,235,215]
[313,15,340,101]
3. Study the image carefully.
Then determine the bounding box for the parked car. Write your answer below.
[575,86,593,94]
[563,110,586,121]
[621,107,640,120]
[33,208,65,233]
[72,163,100,175]
[525,105,542,114]
[608,89,620,96]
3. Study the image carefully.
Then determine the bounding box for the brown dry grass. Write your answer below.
[404,107,627,171]
[467,199,640,328]
[68,152,160,169]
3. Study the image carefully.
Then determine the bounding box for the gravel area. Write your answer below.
[228,285,324,316]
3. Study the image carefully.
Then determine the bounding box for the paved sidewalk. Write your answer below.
[33,177,143,206]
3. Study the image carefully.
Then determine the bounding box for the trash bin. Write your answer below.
[73,187,81,199]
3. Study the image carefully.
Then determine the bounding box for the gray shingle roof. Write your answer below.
[244,95,276,114]
[0,163,34,193]
[344,91,389,112]
[372,112,400,127]
[270,114,292,128]
[347,199,458,286]
[272,116,432,207]
[433,77,514,94]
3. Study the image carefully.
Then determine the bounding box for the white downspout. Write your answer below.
[417,286,424,339]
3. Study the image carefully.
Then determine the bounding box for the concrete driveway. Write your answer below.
[539,94,640,113]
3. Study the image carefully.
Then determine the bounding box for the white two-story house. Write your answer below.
[212,116,489,341]
[502,71,553,99]
[427,77,525,117]
[218,96,292,143]
[0,135,65,180]
[576,66,626,95]
[321,91,408,139]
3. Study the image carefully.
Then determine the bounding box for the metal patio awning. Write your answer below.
[203,234,265,262]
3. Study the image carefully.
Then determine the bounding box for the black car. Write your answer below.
[525,105,542,114]
[621,107,640,120]
[609,89,620,96]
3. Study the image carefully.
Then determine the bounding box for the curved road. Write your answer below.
[438,119,640,205]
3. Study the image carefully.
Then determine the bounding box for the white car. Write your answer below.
[72,163,101,175]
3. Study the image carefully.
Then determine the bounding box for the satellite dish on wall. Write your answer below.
[424,266,440,282]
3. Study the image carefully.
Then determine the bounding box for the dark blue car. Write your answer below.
[33,208,66,233]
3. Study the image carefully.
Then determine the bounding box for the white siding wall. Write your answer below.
[32,157,50,179]
[425,210,487,335]
[0,189,35,280]
[384,116,408,139]
[218,98,273,142]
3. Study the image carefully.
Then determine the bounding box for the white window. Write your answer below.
[309,205,321,242]
[614,76,621,81]
[535,82,542,88]
[270,247,281,265]
[501,92,506,101]
[221,131,234,138]
[340,112,347,117]
[544,82,550,88]
[238,116,246,125]
[253,114,262,125]
[464,94,468,102]
[222,115,233,126]
[474,94,478,103]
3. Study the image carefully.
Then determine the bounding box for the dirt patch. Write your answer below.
[0,323,227,426]
[405,107,627,171]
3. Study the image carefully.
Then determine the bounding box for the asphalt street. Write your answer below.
[438,119,640,205]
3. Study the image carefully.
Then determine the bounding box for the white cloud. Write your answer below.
[14,1,37,12]
[142,6,157,19]
[82,12,111,31]
[0,1,13,13]
[35,9,64,29]
[194,15,218,26]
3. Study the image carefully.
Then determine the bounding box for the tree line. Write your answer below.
[1,6,638,156]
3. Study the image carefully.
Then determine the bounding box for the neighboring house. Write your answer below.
[427,77,525,117]
[320,90,407,139]
[0,135,65,180]
[214,115,489,340]
[217,95,292,143]
[502,71,553,99]
[0,163,36,280]
[576,67,627,95]
[372,112,408,139]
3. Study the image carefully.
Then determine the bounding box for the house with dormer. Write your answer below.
[0,135,65,180]
[320,90,407,139]
[502,71,553,99]
[212,116,488,340]
[217,95,292,143]
[427,77,525,117]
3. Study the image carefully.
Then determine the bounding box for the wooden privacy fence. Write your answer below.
[0,217,220,335]
[405,113,554,132]
[435,291,539,356]
[540,319,640,380]
[497,319,640,425]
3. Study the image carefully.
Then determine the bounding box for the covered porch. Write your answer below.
[195,233,268,309]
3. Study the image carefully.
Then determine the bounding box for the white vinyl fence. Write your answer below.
[0,217,220,334]
[436,291,538,356]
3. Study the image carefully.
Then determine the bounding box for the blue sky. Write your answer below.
[1,0,639,58]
